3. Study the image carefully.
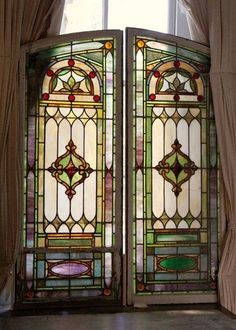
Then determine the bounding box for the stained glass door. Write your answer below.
[19,31,123,304]
[19,29,219,307]
[126,29,219,305]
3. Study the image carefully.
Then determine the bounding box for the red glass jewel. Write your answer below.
[197,95,204,102]
[149,93,156,100]
[93,95,100,102]
[68,94,75,102]
[89,71,96,78]
[154,70,161,78]
[47,69,54,77]
[68,59,75,67]
[25,291,34,298]
[193,72,200,79]
[137,283,145,292]
[42,93,49,100]
[174,60,180,68]
[174,94,180,101]
[103,288,111,296]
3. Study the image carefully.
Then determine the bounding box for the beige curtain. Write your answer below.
[179,0,236,316]
[0,0,65,304]
[179,0,209,44]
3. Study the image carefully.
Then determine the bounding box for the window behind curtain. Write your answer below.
[60,0,190,39]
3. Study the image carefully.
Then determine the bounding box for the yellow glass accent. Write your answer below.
[137,40,145,48]
[38,171,44,195]
[38,144,44,169]
[105,41,113,50]
[39,117,44,143]
[200,232,208,243]
[38,237,45,247]
[38,197,43,222]
[97,108,103,119]
[97,195,102,223]
[202,219,207,229]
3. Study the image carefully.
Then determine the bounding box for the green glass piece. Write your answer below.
[59,172,70,186]
[58,69,70,76]
[71,172,83,186]
[37,261,45,278]
[72,70,83,78]
[166,154,175,165]
[79,51,103,64]
[178,247,200,254]
[156,234,198,242]
[155,247,177,254]
[62,81,70,90]
[146,49,168,63]
[48,239,92,247]
[147,256,154,272]
[94,260,101,277]
[155,273,177,280]
[68,75,76,88]
[157,78,164,92]
[45,279,69,287]
[85,78,91,91]
[51,77,57,90]
[70,279,93,286]
[159,256,197,271]
[96,223,102,233]
[147,233,154,244]
[59,155,70,167]
[177,47,209,66]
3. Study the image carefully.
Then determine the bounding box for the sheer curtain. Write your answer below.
[179,0,236,316]
[0,0,64,311]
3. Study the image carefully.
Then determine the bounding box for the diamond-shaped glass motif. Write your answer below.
[155,139,198,196]
[48,140,93,199]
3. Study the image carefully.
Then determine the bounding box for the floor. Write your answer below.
[1,307,236,330]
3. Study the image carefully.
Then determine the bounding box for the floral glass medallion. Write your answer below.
[155,139,198,196]
[48,140,93,199]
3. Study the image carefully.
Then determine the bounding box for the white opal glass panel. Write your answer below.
[165,119,176,154]
[44,172,57,222]
[190,170,201,217]
[45,118,57,167]
[58,119,71,156]
[57,183,70,222]
[85,120,97,168]
[189,119,201,167]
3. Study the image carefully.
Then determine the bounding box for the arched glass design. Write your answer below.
[19,29,219,306]
[127,29,219,303]
[21,31,122,303]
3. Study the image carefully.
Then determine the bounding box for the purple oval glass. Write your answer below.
[50,261,88,277]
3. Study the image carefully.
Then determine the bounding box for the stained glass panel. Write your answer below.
[127,30,219,298]
[20,29,219,306]
[21,32,122,303]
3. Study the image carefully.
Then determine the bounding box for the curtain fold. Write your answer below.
[0,0,65,307]
[179,0,209,44]
[179,0,236,316]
